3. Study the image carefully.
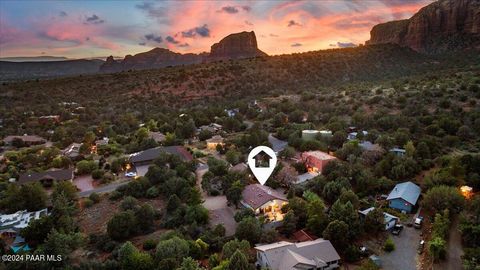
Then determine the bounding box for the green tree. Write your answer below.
[282,210,298,236]
[415,141,431,160]
[136,127,149,141]
[422,185,464,213]
[227,250,249,270]
[42,229,84,264]
[156,237,190,267]
[119,241,154,270]
[176,257,203,270]
[384,237,395,252]
[306,199,328,236]
[76,160,97,174]
[167,194,182,213]
[51,193,77,233]
[83,131,96,145]
[20,216,54,244]
[107,211,137,240]
[235,217,262,244]
[135,204,156,231]
[338,189,360,209]
[286,197,308,228]
[52,180,78,202]
[405,141,415,157]
[323,220,349,250]
[120,196,139,211]
[221,239,250,259]
[185,204,209,225]
[226,181,243,207]
[364,208,384,232]
[225,149,241,165]
[329,200,359,238]
[20,182,48,211]
[429,237,446,261]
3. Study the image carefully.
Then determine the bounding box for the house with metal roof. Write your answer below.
[359,207,399,230]
[386,181,421,213]
[255,239,340,270]
[0,208,49,234]
[389,147,406,157]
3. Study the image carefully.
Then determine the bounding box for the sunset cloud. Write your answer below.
[144,34,162,43]
[181,24,210,38]
[85,14,105,25]
[287,20,302,27]
[0,0,433,58]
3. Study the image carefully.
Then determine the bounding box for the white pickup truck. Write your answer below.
[414,217,423,229]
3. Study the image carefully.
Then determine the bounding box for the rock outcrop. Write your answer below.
[100,31,267,72]
[100,48,207,72]
[209,31,267,60]
[366,0,480,53]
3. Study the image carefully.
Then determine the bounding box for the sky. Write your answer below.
[0,0,434,59]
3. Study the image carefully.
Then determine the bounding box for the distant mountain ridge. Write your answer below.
[100,31,266,72]
[0,56,69,62]
[366,0,480,53]
[0,59,103,81]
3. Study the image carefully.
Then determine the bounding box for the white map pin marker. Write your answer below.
[248,146,277,185]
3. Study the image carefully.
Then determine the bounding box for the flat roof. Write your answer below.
[302,151,336,161]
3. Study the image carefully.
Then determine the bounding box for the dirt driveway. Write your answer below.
[434,217,463,270]
[380,226,422,270]
[73,175,95,192]
[196,164,237,236]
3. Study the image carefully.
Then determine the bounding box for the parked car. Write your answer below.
[359,246,371,257]
[414,217,423,229]
[392,224,404,235]
[125,172,137,178]
[417,240,425,254]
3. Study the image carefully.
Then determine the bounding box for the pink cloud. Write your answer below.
[1,0,431,58]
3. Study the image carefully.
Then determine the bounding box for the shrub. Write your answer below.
[89,192,101,203]
[429,236,446,261]
[101,172,115,184]
[76,160,98,175]
[384,237,395,252]
[143,239,157,250]
[92,169,105,180]
[146,186,159,198]
[109,190,123,201]
[83,198,94,208]
[120,196,139,211]
[107,211,137,240]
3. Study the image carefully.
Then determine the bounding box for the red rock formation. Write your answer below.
[100,48,206,72]
[100,31,267,72]
[366,0,480,53]
[209,31,267,60]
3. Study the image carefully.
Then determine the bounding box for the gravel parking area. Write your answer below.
[209,207,237,236]
[380,226,422,270]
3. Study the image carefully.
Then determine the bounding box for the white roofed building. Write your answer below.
[255,239,341,270]
[0,208,49,234]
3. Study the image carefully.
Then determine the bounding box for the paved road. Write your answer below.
[268,134,288,153]
[381,226,421,270]
[434,217,463,270]
[77,179,131,197]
